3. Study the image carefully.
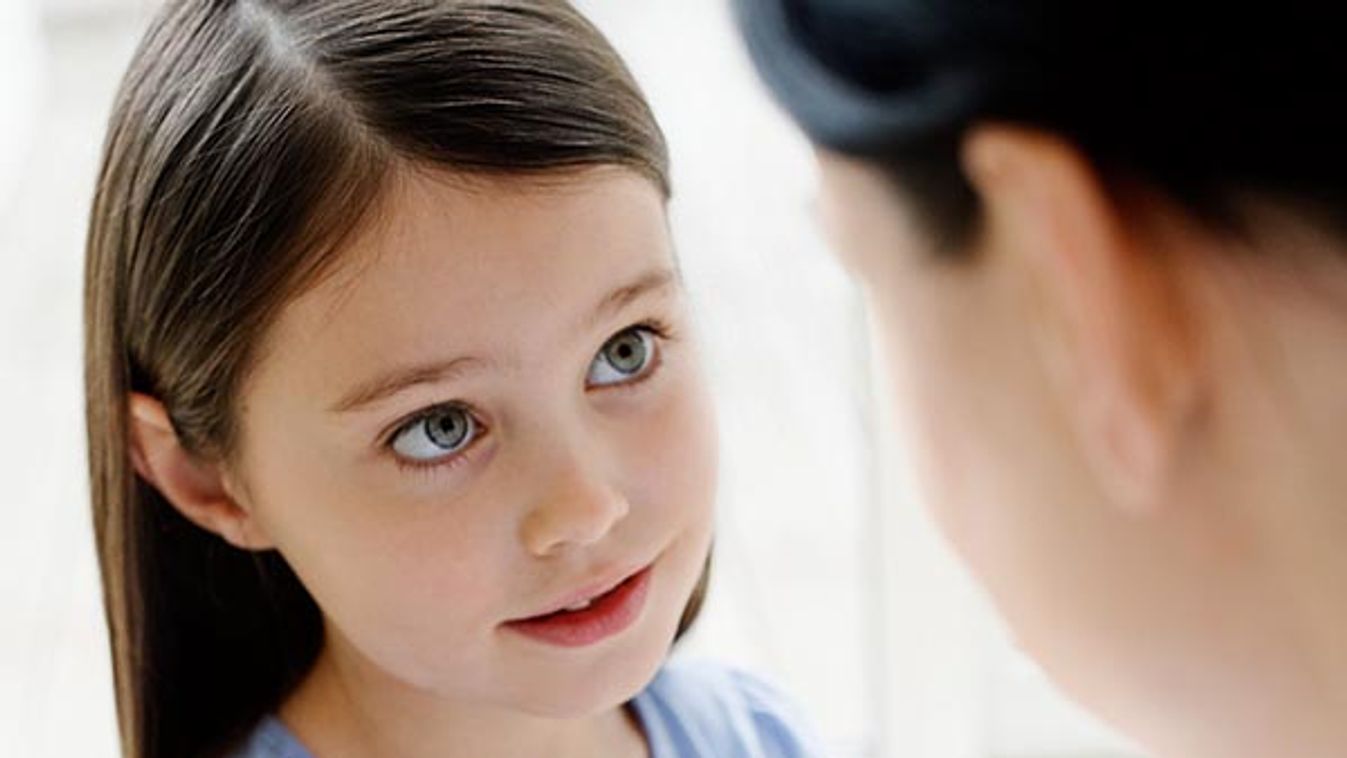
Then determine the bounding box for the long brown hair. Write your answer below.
[84,2,700,757]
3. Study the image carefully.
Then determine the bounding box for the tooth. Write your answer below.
[565,599,592,612]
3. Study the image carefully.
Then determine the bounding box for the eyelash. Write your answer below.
[382,318,676,475]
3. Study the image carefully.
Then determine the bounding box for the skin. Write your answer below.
[814,124,1347,758]
[128,167,719,758]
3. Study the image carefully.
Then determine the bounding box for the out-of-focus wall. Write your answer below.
[1,0,42,215]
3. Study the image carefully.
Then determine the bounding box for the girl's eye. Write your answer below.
[587,326,658,387]
[390,404,479,463]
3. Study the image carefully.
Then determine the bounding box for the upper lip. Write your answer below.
[509,560,651,622]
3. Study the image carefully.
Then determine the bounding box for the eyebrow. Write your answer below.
[328,266,679,414]
[585,267,677,330]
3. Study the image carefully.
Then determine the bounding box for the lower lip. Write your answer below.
[504,566,652,648]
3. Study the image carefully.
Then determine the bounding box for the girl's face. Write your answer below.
[229,168,717,716]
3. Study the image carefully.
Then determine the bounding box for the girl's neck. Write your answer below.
[278,638,649,758]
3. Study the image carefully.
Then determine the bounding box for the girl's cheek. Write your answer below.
[639,379,719,517]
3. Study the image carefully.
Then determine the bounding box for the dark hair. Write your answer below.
[736,0,1347,252]
[83,2,699,757]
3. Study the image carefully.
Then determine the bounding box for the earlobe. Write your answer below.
[127,393,274,550]
[962,124,1205,516]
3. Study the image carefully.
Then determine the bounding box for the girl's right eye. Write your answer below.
[389,404,480,465]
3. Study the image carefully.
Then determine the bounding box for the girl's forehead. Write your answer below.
[329,167,669,301]
[259,167,677,373]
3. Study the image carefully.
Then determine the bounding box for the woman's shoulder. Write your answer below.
[631,656,826,757]
[224,716,314,758]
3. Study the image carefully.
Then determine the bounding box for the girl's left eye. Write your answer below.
[587,326,659,387]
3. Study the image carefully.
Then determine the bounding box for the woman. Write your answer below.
[736,2,1347,756]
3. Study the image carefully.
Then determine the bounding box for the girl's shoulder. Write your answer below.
[630,656,827,758]
[225,716,313,758]
[224,659,824,758]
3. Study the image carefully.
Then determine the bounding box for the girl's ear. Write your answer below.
[962,124,1206,516]
[127,392,275,550]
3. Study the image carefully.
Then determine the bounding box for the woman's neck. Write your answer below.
[278,636,649,758]
[1160,426,1347,756]
[1152,226,1347,758]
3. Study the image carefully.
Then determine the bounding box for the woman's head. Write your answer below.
[86,2,715,756]
[739,1,1347,754]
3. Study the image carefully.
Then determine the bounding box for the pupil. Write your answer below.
[610,334,645,371]
[430,410,466,447]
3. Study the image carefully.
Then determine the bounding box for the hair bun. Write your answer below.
[734,0,993,154]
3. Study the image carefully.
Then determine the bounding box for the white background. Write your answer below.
[0,1,1145,756]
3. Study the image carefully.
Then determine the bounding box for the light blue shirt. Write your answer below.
[229,658,823,757]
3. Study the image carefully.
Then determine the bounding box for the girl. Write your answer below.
[737,1,1347,756]
[85,2,817,757]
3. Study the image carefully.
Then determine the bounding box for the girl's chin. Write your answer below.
[504,621,678,718]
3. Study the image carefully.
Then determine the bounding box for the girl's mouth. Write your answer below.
[503,565,652,648]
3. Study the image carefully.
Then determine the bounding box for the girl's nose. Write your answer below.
[519,450,630,558]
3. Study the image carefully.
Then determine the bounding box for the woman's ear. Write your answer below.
[961,124,1206,516]
[127,392,274,550]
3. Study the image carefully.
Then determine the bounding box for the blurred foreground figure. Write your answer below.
[736,2,1347,756]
